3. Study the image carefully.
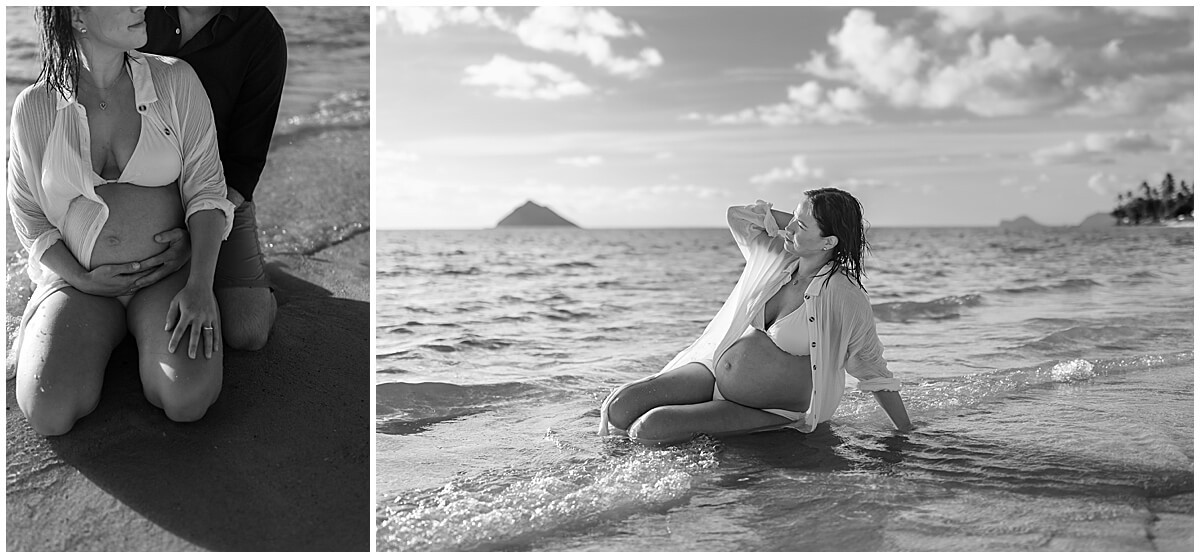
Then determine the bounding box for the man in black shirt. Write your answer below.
[140,7,287,351]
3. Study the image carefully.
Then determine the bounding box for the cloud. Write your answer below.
[921,7,1071,32]
[923,34,1074,116]
[555,155,604,167]
[804,10,928,107]
[514,7,663,78]
[682,80,871,126]
[1101,39,1122,61]
[797,9,1078,118]
[378,6,508,35]
[462,55,592,100]
[1032,130,1171,166]
[1087,172,1123,196]
[829,177,889,192]
[1102,7,1194,22]
[382,7,662,80]
[750,156,826,185]
[1065,73,1193,118]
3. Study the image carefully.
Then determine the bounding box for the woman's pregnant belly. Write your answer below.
[713,329,812,412]
[90,182,184,268]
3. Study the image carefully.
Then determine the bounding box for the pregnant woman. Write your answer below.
[599,188,913,443]
[8,7,235,435]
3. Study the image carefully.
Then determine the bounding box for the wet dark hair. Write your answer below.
[35,7,81,99]
[806,187,871,291]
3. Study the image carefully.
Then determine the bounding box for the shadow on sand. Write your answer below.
[10,266,368,551]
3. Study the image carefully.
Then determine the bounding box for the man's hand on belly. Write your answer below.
[132,227,192,289]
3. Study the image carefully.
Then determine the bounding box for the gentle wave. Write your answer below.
[996,278,1102,295]
[377,438,719,551]
[1022,325,1141,352]
[376,377,586,431]
[838,351,1193,419]
[871,294,984,322]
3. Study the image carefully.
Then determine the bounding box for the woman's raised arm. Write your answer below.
[727,200,793,259]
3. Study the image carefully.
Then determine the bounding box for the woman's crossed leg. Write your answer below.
[606,362,794,445]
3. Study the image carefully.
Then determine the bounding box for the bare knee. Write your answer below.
[157,381,220,423]
[140,359,222,423]
[18,393,97,436]
[628,407,693,445]
[605,385,645,431]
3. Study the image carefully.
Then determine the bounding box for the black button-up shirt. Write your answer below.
[143,7,287,201]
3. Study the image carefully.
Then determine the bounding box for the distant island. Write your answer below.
[495,201,580,228]
[998,212,1117,229]
[998,216,1046,230]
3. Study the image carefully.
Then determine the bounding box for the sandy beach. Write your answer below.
[4,7,370,547]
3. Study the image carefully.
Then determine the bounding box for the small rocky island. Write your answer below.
[495,201,580,228]
[998,216,1045,230]
[999,213,1123,229]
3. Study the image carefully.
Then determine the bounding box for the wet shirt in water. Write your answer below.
[143,7,287,202]
[599,201,900,435]
[7,50,235,285]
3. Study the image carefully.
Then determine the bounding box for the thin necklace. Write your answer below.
[82,57,129,111]
[89,76,121,110]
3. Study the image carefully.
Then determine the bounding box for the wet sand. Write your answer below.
[5,127,370,551]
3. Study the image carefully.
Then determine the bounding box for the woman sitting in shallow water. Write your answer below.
[599,188,912,444]
[8,7,235,435]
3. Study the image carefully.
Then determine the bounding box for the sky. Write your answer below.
[375,6,1194,229]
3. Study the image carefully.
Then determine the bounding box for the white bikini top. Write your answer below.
[92,117,181,187]
[754,304,811,357]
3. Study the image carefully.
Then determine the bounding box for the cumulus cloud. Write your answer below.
[801,10,1078,118]
[383,7,662,81]
[555,155,604,167]
[1066,73,1193,118]
[1103,6,1194,22]
[921,6,1071,32]
[803,10,928,107]
[515,7,663,78]
[750,156,826,185]
[682,80,871,126]
[1087,172,1123,196]
[1101,39,1122,61]
[378,6,508,35]
[1032,130,1172,166]
[829,177,889,192]
[462,55,592,100]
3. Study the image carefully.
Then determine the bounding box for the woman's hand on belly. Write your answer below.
[91,182,186,269]
[714,330,812,412]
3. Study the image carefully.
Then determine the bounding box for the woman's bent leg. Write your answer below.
[629,400,794,445]
[16,288,127,436]
[605,362,715,431]
[127,267,222,422]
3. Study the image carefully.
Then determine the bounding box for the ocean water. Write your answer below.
[5,7,369,141]
[376,226,1194,551]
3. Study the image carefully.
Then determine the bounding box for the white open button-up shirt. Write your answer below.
[7,50,235,286]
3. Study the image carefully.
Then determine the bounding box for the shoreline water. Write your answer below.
[375,226,1192,551]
